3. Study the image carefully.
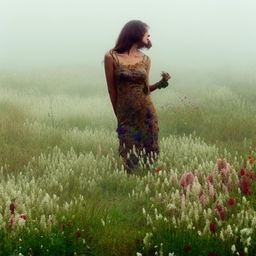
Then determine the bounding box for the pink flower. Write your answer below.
[207,173,214,184]
[215,158,230,172]
[226,182,231,192]
[199,192,206,205]
[215,205,225,220]
[179,172,195,187]
[215,159,230,184]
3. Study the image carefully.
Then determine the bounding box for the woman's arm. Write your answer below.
[145,57,158,93]
[104,51,117,117]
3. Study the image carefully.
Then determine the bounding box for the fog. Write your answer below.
[1,0,256,85]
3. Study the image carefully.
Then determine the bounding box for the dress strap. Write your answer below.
[142,54,147,64]
[109,50,120,65]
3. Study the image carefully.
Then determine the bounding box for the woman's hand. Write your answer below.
[165,72,171,81]
[161,72,171,81]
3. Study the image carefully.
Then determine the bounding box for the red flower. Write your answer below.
[9,202,15,213]
[215,205,225,220]
[209,222,216,233]
[76,231,82,238]
[183,244,191,252]
[249,159,254,164]
[208,252,217,256]
[19,215,27,220]
[248,155,252,160]
[240,168,246,176]
[67,220,73,225]
[246,171,254,180]
[239,177,252,195]
[228,197,235,206]
[155,167,161,172]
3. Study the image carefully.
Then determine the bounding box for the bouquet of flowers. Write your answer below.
[156,71,169,89]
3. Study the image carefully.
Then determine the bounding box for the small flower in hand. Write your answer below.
[161,71,171,81]
[157,71,170,89]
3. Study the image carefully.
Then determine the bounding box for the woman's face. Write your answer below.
[142,30,150,45]
[138,30,152,49]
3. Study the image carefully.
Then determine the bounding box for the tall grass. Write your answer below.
[0,69,256,255]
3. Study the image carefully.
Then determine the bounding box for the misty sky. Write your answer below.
[1,0,256,74]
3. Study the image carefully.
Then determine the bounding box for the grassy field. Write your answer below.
[0,67,256,255]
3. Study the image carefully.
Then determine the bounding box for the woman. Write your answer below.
[104,20,171,174]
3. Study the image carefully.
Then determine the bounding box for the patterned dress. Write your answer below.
[109,50,160,173]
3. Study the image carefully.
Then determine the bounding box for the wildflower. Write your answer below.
[231,244,236,253]
[226,182,231,191]
[249,159,254,164]
[9,202,15,214]
[208,252,217,256]
[19,215,27,220]
[215,205,225,220]
[207,173,214,184]
[240,168,246,176]
[67,220,73,225]
[76,231,82,238]
[238,177,252,195]
[245,171,254,180]
[248,155,252,160]
[155,167,161,172]
[215,158,229,171]
[199,192,206,205]
[179,172,194,187]
[215,158,230,184]
[209,222,216,233]
[183,244,191,252]
[228,198,236,206]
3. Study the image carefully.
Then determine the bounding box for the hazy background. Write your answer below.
[1,0,256,88]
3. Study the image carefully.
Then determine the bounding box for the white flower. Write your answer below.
[246,237,251,246]
[231,244,236,253]
[101,219,105,226]
[143,232,153,247]
[167,203,176,210]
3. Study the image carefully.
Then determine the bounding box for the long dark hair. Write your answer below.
[112,20,151,54]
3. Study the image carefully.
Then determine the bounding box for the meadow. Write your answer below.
[0,66,256,256]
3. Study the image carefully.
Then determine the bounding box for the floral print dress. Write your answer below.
[109,50,160,173]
